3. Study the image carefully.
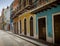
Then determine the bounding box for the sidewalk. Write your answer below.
[6,31,49,46]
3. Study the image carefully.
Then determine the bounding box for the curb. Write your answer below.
[6,31,48,46]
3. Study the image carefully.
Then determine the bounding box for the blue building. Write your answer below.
[31,0,60,44]
[10,2,14,32]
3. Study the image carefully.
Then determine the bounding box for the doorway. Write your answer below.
[24,19,27,35]
[30,17,34,36]
[13,23,16,34]
[38,17,46,41]
[17,22,18,34]
[20,20,22,34]
[53,15,60,44]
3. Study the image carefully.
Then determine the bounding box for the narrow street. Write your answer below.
[0,30,36,46]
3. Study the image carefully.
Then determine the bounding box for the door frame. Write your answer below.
[52,12,60,43]
[38,16,47,41]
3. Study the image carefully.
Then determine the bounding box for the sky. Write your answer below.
[0,0,14,16]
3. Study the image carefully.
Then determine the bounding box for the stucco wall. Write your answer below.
[13,12,37,38]
[36,5,60,43]
[18,12,36,38]
[4,7,10,24]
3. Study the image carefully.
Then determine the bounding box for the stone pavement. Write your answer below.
[6,31,48,46]
[0,30,38,46]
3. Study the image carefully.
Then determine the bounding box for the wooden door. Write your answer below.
[38,18,46,41]
[54,15,60,44]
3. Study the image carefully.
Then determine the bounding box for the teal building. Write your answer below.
[31,0,60,44]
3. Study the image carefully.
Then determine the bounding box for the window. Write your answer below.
[29,0,33,5]
[38,0,46,5]
[19,0,21,10]
[23,0,26,7]
[19,0,21,3]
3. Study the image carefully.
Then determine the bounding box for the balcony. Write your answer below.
[30,0,60,13]
[25,0,47,10]
[10,9,16,19]
[11,5,24,19]
[11,0,34,19]
[11,0,60,19]
[24,0,34,10]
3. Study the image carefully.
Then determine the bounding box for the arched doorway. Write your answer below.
[24,19,27,35]
[30,17,34,36]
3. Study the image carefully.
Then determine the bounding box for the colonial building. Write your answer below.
[11,0,36,38]
[30,0,60,44]
[1,9,5,30]
[11,0,60,45]
[0,16,2,30]
[3,7,10,31]
[10,2,14,32]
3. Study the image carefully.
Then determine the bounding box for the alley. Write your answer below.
[0,30,36,46]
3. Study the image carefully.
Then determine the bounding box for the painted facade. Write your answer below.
[11,0,60,44]
[18,12,36,38]
[36,5,60,43]
[11,0,37,38]
[11,0,19,33]
[13,12,37,38]
[30,0,60,44]
[10,2,14,32]
[3,7,10,31]
[1,9,5,30]
[0,16,2,30]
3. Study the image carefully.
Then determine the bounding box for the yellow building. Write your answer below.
[11,0,38,39]
[13,12,37,38]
